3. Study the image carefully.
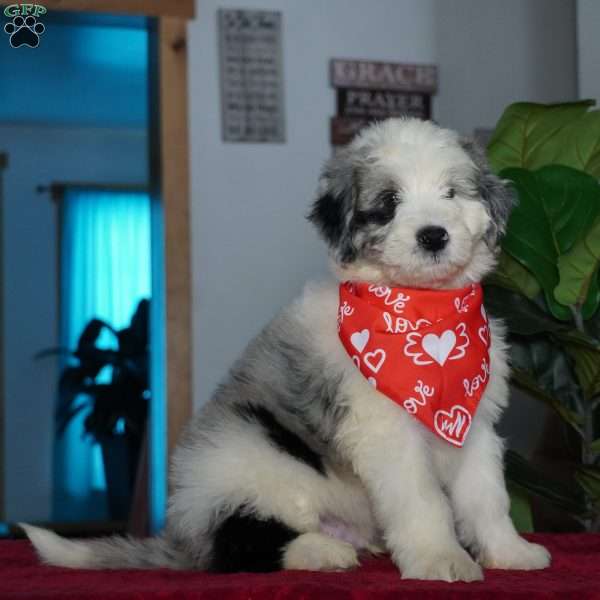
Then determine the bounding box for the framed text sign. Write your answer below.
[329,58,438,146]
[337,89,431,120]
[218,9,285,143]
[331,59,437,93]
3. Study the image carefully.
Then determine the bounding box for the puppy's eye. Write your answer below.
[354,190,400,227]
[445,188,456,199]
[377,190,400,207]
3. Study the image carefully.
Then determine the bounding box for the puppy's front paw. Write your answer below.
[400,546,483,582]
[480,539,551,570]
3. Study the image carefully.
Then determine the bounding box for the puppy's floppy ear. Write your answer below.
[460,138,516,246]
[307,149,359,263]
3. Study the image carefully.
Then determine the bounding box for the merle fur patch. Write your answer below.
[210,508,298,572]
[234,403,326,475]
[460,139,515,245]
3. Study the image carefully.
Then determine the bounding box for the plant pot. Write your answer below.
[97,433,142,521]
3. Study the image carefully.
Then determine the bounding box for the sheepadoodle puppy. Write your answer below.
[23,118,551,582]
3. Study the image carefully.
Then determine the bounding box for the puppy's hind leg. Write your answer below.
[209,508,299,572]
[211,515,359,573]
[282,532,359,571]
[209,508,358,573]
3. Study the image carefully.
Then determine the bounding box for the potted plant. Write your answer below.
[482,100,600,530]
[39,299,150,520]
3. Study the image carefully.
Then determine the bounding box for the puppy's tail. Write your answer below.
[20,523,194,570]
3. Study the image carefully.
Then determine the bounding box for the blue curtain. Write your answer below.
[53,187,151,521]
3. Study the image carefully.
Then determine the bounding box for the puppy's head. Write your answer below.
[308,118,514,289]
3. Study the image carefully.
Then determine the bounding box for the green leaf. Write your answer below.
[487,101,595,173]
[564,344,600,401]
[485,284,560,336]
[586,298,600,340]
[484,284,600,349]
[583,274,600,322]
[575,466,600,504]
[511,367,582,434]
[508,485,534,533]
[486,283,600,406]
[505,450,588,515]
[501,165,600,320]
[487,251,541,299]
[590,439,600,454]
[555,216,600,319]
[553,110,600,178]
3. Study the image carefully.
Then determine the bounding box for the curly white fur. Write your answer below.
[23,118,550,581]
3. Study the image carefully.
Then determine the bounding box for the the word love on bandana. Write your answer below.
[338,282,491,447]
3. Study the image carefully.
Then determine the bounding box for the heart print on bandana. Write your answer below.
[478,304,490,347]
[337,282,491,447]
[350,329,370,353]
[363,348,386,373]
[404,322,469,366]
[434,405,472,446]
[422,330,456,365]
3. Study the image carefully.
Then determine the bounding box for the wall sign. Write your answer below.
[218,9,285,143]
[337,89,430,120]
[331,59,437,93]
[330,59,437,146]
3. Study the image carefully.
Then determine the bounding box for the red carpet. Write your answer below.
[0,534,599,599]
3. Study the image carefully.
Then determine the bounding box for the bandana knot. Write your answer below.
[338,282,491,446]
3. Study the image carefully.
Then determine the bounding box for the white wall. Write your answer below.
[434,0,577,134]
[188,0,438,409]
[577,0,600,101]
[0,124,147,522]
[188,0,577,416]
[433,0,576,455]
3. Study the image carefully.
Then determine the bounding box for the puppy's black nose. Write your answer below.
[417,226,449,252]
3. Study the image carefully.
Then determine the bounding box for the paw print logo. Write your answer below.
[4,15,45,48]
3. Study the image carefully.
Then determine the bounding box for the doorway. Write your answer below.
[0,1,193,537]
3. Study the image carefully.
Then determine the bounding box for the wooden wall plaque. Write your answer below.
[330,58,437,146]
[337,89,431,120]
[331,59,437,93]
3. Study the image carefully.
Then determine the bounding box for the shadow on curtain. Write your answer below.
[53,187,150,522]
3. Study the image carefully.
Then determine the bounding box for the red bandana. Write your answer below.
[338,282,491,447]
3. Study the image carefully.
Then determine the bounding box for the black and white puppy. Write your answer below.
[23,118,550,582]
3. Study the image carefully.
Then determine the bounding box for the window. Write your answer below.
[53,186,150,521]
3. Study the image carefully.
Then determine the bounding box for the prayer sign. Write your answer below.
[337,89,431,120]
[330,59,437,146]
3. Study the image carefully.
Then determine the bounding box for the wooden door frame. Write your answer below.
[9,1,194,18]
[151,16,193,458]
[0,0,194,463]
[0,153,6,521]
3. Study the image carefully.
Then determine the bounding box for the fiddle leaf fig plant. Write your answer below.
[500,165,600,320]
[487,100,600,173]
[555,215,600,316]
[492,252,541,299]
[484,100,600,530]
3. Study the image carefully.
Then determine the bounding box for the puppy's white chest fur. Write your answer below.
[296,281,508,458]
